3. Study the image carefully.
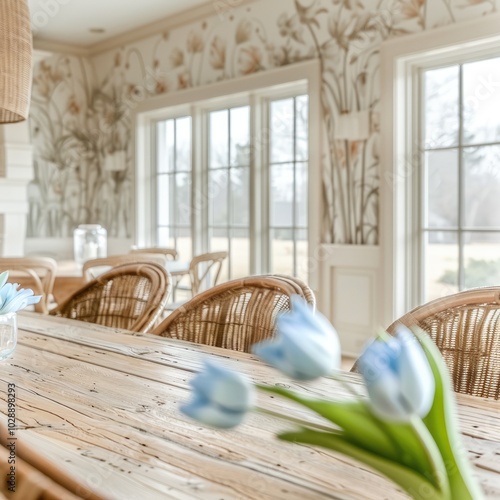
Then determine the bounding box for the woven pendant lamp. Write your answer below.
[0,0,33,124]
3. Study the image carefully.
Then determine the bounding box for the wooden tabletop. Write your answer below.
[1,313,499,500]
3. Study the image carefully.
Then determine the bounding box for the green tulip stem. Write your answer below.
[254,407,338,434]
[409,415,450,497]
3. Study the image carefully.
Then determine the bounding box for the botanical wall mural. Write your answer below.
[29,0,498,240]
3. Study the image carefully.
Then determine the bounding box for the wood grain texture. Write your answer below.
[0,312,498,500]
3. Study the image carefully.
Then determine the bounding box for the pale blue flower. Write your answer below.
[357,326,435,422]
[181,360,255,428]
[252,296,341,381]
[0,271,42,314]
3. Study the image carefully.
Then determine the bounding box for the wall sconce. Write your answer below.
[0,0,33,124]
[334,110,370,141]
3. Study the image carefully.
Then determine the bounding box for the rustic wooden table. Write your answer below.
[0,313,498,500]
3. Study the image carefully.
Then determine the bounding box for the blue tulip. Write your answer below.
[181,360,255,428]
[252,296,341,381]
[0,272,41,315]
[357,326,435,422]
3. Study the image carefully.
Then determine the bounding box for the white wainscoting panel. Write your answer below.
[317,244,382,357]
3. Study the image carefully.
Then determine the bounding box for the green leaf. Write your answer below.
[279,427,446,500]
[416,329,484,500]
[258,384,397,458]
[258,384,448,493]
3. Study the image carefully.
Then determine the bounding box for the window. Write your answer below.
[208,106,250,281]
[136,61,320,298]
[156,116,192,259]
[422,55,500,302]
[143,81,313,283]
[381,18,500,323]
[269,96,309,280]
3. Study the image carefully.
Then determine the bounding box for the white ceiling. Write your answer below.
[28,0,211,47]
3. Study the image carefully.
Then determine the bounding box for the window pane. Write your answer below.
[157,174,170,226]
[157,228,174,248]
[176,227,192,260]
[209,170,228,226]
[296,162,308,227]
[424,231,459,302]
[270,164,294,227]
[176,117,192,171]
[230,106,250,167]
[157,120,175,174]
[463,56,500,146]
[296,228,308,281]
[463,232,500,289]
[270,98,294,163]
[175,173,191,226]
[230,167,249,227]
[210,110,229,168]
[464,145,500,228]
[295,95,308,161]
[424,66,459,149]
[271,228,294,276]
[230,228,250,278]
[425,149,458,228]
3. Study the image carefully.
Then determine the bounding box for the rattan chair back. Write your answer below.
[51,262,171,333]
[129,247,178,261]
[268,274,316,309]
[189,251,228,295]
[0,257,57,314]
[83,254,166,282]
[152,276,299,352]
[353,287,500,399]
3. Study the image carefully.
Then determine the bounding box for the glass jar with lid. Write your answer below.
[73,224,107,266]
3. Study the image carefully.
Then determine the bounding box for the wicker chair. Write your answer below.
[353,287,500,399]
[0,257,57,314]
[83,254,166,282]
[50,262,171,333]
[129,247,178,261]
[152,276,298,352]
[268,274,316,310]
[188,251,228,295]
[167,251,228,309]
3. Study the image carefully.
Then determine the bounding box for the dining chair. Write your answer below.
[188,251,228,295]
[82,253,166,282]
[0,421,106,500]
[50,262,171,333]
[129,247,178,261]
[352,286,500,399]
[268,274,316,310]
[166,251,228,310]
[152,276,299,352]
[0,257,57,314]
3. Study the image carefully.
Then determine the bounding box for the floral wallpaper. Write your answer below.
[29,0,498,241]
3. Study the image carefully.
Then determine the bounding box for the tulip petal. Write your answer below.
[0,271,8,290]
[253,296,341,380]
[396,326,435,418]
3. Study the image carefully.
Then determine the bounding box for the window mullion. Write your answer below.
[249,94,263,275]
[458,64,465,291]
[191,105,205,257]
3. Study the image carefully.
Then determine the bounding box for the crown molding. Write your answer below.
[33,38,91,58]
[33,0,258,60]
[88,0,258,56]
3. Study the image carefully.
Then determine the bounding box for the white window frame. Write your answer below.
[133,60,322,290]
[381,13,500,326]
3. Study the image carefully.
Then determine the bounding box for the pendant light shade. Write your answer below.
[0,0,33,124]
